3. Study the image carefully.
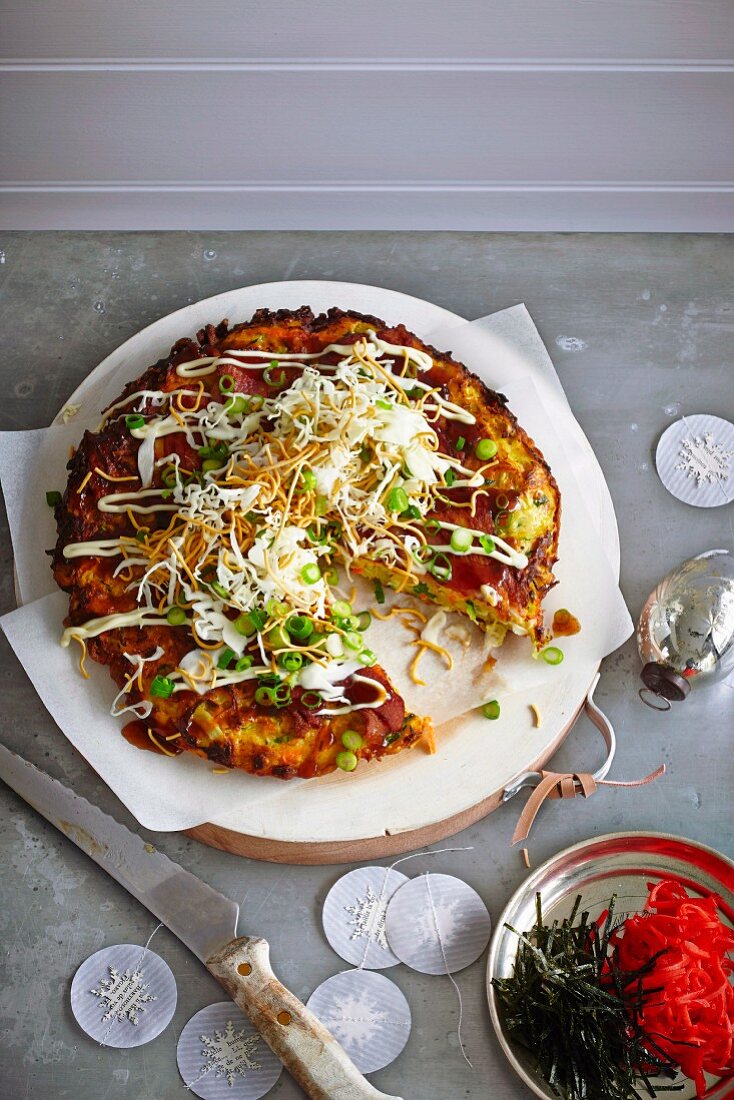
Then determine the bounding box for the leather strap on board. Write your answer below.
[508,674,665,845]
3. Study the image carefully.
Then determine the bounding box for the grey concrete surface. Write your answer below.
[0,232,732,1100]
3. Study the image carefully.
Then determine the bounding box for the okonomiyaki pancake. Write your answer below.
[51,306,560,778]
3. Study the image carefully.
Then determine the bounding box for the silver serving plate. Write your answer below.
[486,832,734,1100]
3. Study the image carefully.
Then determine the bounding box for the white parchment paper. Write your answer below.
[0,302,632,831]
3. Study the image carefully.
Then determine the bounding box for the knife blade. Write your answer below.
[0,744,404,1100]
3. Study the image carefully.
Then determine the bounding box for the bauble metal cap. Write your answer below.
[640,662,691,704]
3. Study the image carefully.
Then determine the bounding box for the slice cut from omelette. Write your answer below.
[51,307,559,779]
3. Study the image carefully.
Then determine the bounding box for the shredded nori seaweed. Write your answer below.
[492,893,683,1099]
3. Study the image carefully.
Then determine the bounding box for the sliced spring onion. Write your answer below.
[234,611,259,636]
[456,435,466,451]
[475,438,498,460]
[161,467,178,488]
[166,606,186,626]
[331,600,352,620]
[135,529,147,542]
[235,655,253,672]
[323,567,338,585]
[541,646,564,666]
[218,373,235,394]
[254,685,275,706]
[341,730,364,751]
[450,528,473,553]
[202,457,225,473]
[300,690,323,709]
[211,581,229,600]
[217,647,235,670]
[428,553,452,582]
[266,623,290,649]
[479,534,496,554]
[225,394,249,415]
[45,490,61,507]
[496,492,510,509]
[300,468,317,491]
[198,442,228,460]
[357,648,376,666]
[286,615,313,641]
[373,579,385,604]
[387,486,409,513]
[336,750,358,772]
[444,468,457,487]
[279,651,303,672]
[263,363,286,387]
[266,597,289,618]
[375,398,391,410]
[305,524,328,545]
[125,414,145,430]
[300,563,321,585]
[343,631,363,652]
[356,610,372,632]
[150,675,174,699]
[424,518,441,533]
[273,683,291,708]
[413,582,429,595]
[315,495,329,516]
[482,699,501,720]
[403,504,422,520]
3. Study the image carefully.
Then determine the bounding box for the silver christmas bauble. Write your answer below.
[637,549,734,706]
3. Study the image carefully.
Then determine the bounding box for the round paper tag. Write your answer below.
[656,414,734,507]
[384,873,492,974]
[70,943,177,1047]
[322,865,409,969]
[307,970,411,1074]
[177,1002,282,1100]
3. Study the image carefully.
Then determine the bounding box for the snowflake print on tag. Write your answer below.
[307,970,411,1074]
[90,964,155,1024]
[656,414,734,508]
[70,943,177,1047]
[345,884,390,949]
[200,1019,261,1085]
[322,866,408,969]
[385,873,491,974]
[413,896,462,952]
[177,1002,282,1100]
[676,434,733,486]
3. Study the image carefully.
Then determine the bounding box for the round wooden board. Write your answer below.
[184,705,583,864]
[50,280,622,864]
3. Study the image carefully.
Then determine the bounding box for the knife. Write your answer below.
[0,744,403,1100]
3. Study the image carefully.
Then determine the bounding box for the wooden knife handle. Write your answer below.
[207,936,404,1100]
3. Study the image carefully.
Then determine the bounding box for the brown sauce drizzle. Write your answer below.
[122,719,183,755]
[552,608,581,637]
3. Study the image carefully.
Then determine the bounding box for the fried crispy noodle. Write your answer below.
[52,307,559,778]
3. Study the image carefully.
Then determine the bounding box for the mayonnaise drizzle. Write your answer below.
[61,608,177,646]
[426,520,529,569]
[64,327,528,718]
[98,489,179,514]
[63,538,126,559]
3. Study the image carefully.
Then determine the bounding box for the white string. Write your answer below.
[424,872,472,1068]
[343,847,475,1070]
[355,847,474,971]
